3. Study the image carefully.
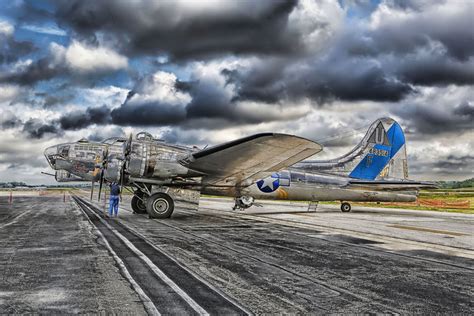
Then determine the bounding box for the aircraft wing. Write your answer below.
[180,133,322,186]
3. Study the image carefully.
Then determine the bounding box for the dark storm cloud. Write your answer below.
[394,101,474,135]
[1,117,21,129]
[110,71,297,129]
[0,33,36,64]
[59,106,112,130]
[159,129,205,146]
[224,56,414,105]
[22,119,62,139]
[433,155,474,170]
[42,94,73,107]
[111,102,186,126]
[345,0,474,62]
[0,56,63,86]
[408,152,473,178]
[185,79,238,120]
[52,0,301,60]
[0,51,123,87]
[395,56,474,86]
[453,101,474,119]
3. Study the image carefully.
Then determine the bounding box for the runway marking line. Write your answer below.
[73,199,160,316]
[74,197,210,316]
[388,224,469,237]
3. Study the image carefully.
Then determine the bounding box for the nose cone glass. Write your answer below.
[44,144,71,170]
[44,145,59,169]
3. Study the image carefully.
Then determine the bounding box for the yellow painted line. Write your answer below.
[388,224,469,237]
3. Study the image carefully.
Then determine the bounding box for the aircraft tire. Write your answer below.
[131,194,147,214]
[341,202,351,212]
[146,192,174,219]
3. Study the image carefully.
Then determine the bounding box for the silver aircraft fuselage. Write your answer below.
[202,169,417,203]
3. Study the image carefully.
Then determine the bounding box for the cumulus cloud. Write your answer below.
[0,41,127,85]
[0,110,21,129]
[0,19,36,64]
[22,118,62,139]
[0,20,14,36]
[110,65,313,129]
[368,1,474,61]
[224,55,415,105]
[1,0,473,181]
[0,84,21,103]
[59,106,112,130]
[52,40,128,73]
[51,0,345,61]
[393,86,474,135]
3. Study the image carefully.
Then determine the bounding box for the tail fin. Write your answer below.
[296,118,409,180]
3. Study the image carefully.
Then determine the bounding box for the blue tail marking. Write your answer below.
[349,122,405,180]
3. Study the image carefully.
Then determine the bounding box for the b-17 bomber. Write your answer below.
[44,118,434,218]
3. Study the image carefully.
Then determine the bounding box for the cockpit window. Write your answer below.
[44,145,60,169]
[102,138,126,145]
[59,145,70,157]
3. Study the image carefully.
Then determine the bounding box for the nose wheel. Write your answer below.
[340,202,352,212]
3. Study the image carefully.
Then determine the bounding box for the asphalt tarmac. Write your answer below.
[0,195,147,314]
[1,193,473,314]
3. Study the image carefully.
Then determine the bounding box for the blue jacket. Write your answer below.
[110,183,121,196]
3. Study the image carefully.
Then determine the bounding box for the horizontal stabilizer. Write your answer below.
[348,179,438,190]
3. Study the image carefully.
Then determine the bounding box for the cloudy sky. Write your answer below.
[0,0,473,184]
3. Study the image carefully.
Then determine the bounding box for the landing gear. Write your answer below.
[341,202,352,212]
[131,191,147,214]
[233,196,255,210]
[146,192,175,219]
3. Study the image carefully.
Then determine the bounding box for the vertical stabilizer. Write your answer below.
[294,118,409,180]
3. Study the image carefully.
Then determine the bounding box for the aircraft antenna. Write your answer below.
[317,122,371,146]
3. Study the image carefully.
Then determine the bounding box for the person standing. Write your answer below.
[109,182,121,217]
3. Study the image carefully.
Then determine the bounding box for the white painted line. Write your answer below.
[80,199,210,316]
[73,200,160,316]
[0,211,33,229]
[122,219,252,315]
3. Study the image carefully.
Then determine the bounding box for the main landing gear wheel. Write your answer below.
[341,202,352,212]
[146,192,174,219]
[131,192,147,214]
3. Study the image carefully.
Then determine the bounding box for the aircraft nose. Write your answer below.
[44,145,59,169]
[44,143,72,170]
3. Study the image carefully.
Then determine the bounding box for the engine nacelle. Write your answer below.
[127,141,191,179]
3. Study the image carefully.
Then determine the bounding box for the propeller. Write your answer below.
[119,133,133,200]
[90,146,108,201]
[97,146,108,201]
[90,155,101,200]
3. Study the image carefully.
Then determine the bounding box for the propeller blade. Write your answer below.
[98,169,104,201]
[119,164,124,201]
[123,133,133,157]
[97,146,109,202]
